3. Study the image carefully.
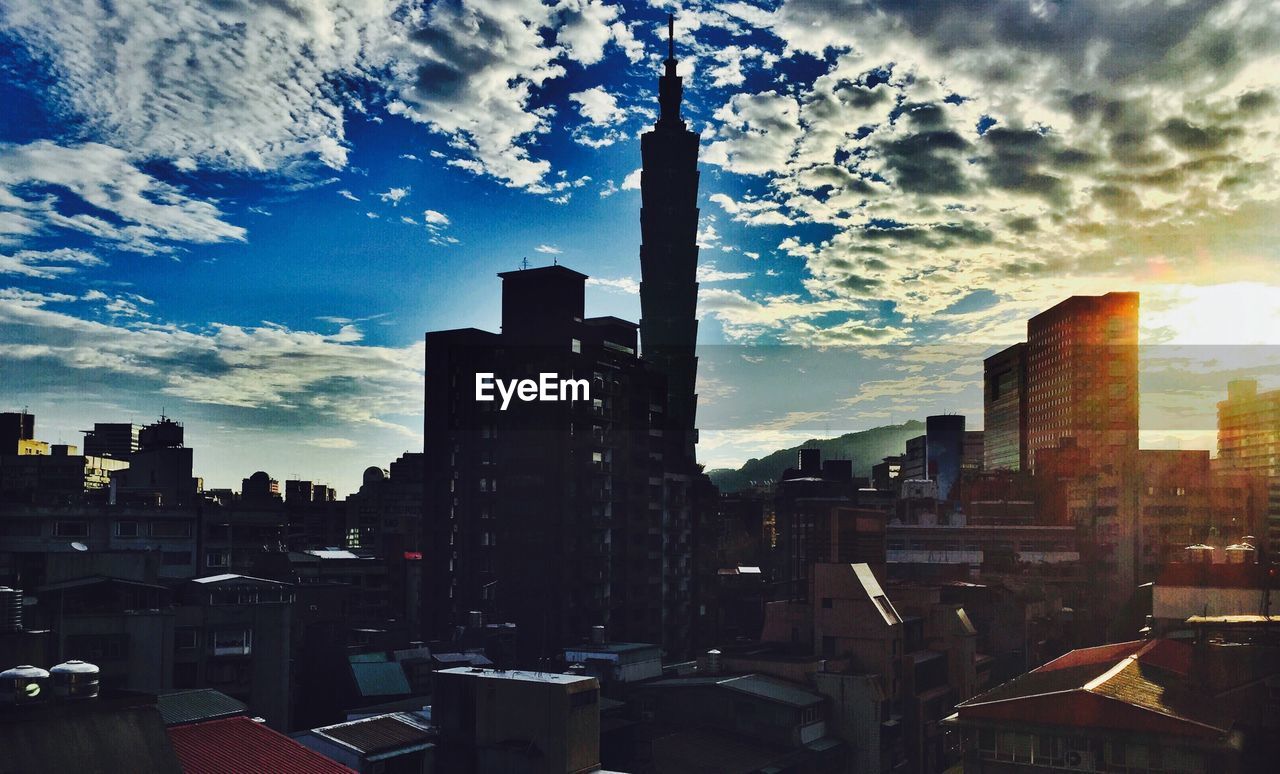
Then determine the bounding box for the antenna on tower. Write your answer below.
[667,13,675,60]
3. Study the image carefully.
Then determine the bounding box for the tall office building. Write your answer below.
[1026,292,1139,472]
[0,411,36,455]
[639,15,701,468]
[983,343,1028,471]
[926,415,966,501]
[82,422,141,459]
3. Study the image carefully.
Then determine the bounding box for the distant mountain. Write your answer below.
[706,420,925,493]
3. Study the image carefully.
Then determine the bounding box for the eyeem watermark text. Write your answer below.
[475,373,590,410]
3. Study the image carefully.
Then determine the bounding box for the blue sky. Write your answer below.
[2,0,1279,493]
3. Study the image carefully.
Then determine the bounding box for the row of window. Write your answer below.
[47,520,195,538]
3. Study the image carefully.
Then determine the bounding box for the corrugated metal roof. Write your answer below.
[305,549,363,560]
[191,573,285,586]
[156,689,247,726]
[720,675,824,708]
[350,661,411,697]
[314,713,432,755]
[169,716,356,774]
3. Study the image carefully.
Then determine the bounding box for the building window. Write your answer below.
[151,522,192,538]
[978,729,995,753]
[571,338,582,354]
[161,551,191,566]
[54,521,88,537]
[114,521,140,538]
[206,550,229,568]
[210,628,252,657]
[66,633,128,662]
[570,689,598,709]
[175,627,199,650]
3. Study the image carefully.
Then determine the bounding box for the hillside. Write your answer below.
[706,420,924,493]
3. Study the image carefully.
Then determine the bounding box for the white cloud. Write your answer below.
[2,0,401,171]
[422,209,450,226]
[305,437,358,449]
[570,86,627,126]
[337,189,360,201]
[0,248,103,278]
[0,289,424,434]
[697,263,752,282]
[621,168,642,190]
[0,141,245,254]
[704,92,802,175]
[535,244,562,254]
[586,276,639,294]
[377,186,410,205]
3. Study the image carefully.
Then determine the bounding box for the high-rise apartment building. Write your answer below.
[1215,378,1280,555]
[1026,292,1139,471]
[421,19,708,662]
[1216,379,1280,478]
[0,411,37,455]
[983,343,1028,471]
[423,267,691,660]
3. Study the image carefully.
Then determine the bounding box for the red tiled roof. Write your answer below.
[1035,641,1143,673]
[956,640,1226,740]
[168,716,356,774]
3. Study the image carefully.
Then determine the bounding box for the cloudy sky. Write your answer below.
[2,0,1279,493]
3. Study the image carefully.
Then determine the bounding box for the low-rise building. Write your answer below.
[433,666,601,774]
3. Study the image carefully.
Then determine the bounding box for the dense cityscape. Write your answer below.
[3,10,1280,774]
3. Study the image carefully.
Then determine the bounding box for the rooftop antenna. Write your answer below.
[521,256,530,270]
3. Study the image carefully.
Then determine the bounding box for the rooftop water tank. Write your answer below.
[50,661,100,699]
[0,665,50,705]
[0,587,21,633]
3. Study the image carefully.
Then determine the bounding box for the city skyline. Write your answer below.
[3,1,1280,492]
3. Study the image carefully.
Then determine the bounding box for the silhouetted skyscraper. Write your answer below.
[639,14,701,468]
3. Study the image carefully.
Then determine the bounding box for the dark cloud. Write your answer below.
[1007,216,1038,234]
[839,274,883,294]
[1160,117,1241,152]
[878,130,970,195]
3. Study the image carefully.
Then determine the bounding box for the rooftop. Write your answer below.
[565,641,660,655]
[350,661,412,697]
[155,689,247,726]
[435,667,596,686]
[190,573,286,586]
[955,639,1233,740]
[169,716,355,774]
[311,712,432,757]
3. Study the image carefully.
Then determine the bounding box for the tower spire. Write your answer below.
[657,13,684,128]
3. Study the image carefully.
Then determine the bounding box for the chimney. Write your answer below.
[705,649,722,675]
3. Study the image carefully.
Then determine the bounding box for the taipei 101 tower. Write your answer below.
[640,14,701,468]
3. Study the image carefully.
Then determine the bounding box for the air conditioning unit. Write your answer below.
[1063,749,1092,770]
